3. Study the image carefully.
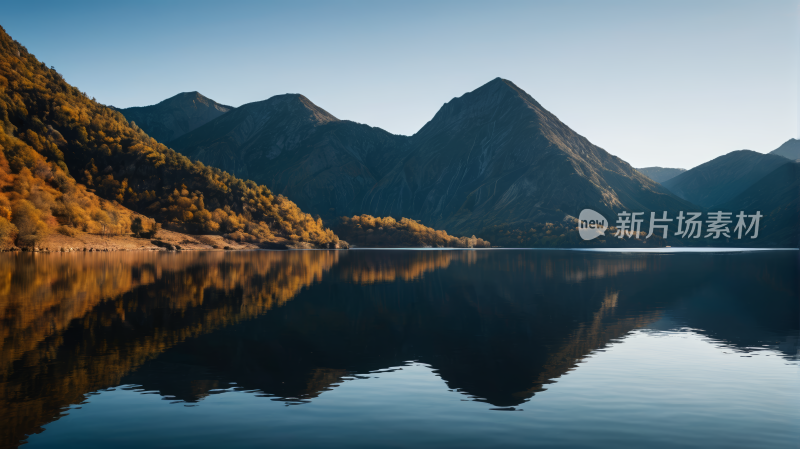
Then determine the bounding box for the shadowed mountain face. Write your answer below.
[169,78,690,233]
[170,94,339,166]
[365,79,688,233]
[770,138,800,161]
[118,92,232,143]
[662,150,790,209]
[636,167,686,183]
[719,162,800,247]
[2,250,797,447]
[171,96,410,218]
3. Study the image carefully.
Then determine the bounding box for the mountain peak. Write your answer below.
[769,138,800,161]
[472,77,543,103]
[169,93,341,173]
[242,93,339,126]
[157,91,232,111]
[118,92,232,143]
[415,78,540,137]
[468,77,524,99]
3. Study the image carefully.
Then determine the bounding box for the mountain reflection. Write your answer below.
[0,250,797,448]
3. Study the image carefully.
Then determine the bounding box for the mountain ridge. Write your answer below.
[769,138,800,161]
[661,150,790,208]
[361,77,690,233]
[118,91,232,143]
[170,77,692,235]
[636,167,686,183]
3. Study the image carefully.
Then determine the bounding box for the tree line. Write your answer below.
[336,215,491,248]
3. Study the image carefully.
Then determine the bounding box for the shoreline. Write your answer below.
[0,229,330,253]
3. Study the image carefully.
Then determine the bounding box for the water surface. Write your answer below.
[1,250,797,448]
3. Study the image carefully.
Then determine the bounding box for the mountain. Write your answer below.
[171,94,410,219]
[0,25,337,248]
[117,92,232,143]
[172,78,691,234]
[374,78,691,234]
[769,138,800,161]
[636,167,686,183]
[718,161,799,247]
[661,150,790,209]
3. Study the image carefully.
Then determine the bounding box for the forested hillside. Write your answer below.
[0,26,337,248]
[335,215,491,248]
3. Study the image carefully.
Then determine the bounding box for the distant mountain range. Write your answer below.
[118,83,798,247]
[661,150,790,208]
[0,23,795,249]
[718,161,799,246]
[132,78,690,236]
[636,167,686,183]
[647,144,798,246]
[116,92,232,143]
[769,138,800,161]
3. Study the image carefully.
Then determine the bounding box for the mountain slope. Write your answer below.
[718,162,799,247]
[769,138,800,161]
[172,78,691,233]
[117,92,231,143]
[362,78,691,233]
[637,167,686,183]
[171,95,411,219]
[662,150,790,208]
[0,25,337,248]
[171,94,340,179]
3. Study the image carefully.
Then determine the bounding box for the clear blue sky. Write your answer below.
[2,0,797,168]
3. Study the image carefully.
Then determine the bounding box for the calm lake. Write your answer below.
[1,249,797,448]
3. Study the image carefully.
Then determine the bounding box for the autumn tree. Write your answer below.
[12,200,49,247]
[131,217,143,237]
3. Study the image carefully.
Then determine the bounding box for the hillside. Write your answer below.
[661,150,790,208]
[117,91,231,143]
[335,215,490,248]
[769,138,800,161]
[170,78,692,235]
[718,162,799,247]
[170,95,411,220]
[636,167,686,183]
[0,26,338,248]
